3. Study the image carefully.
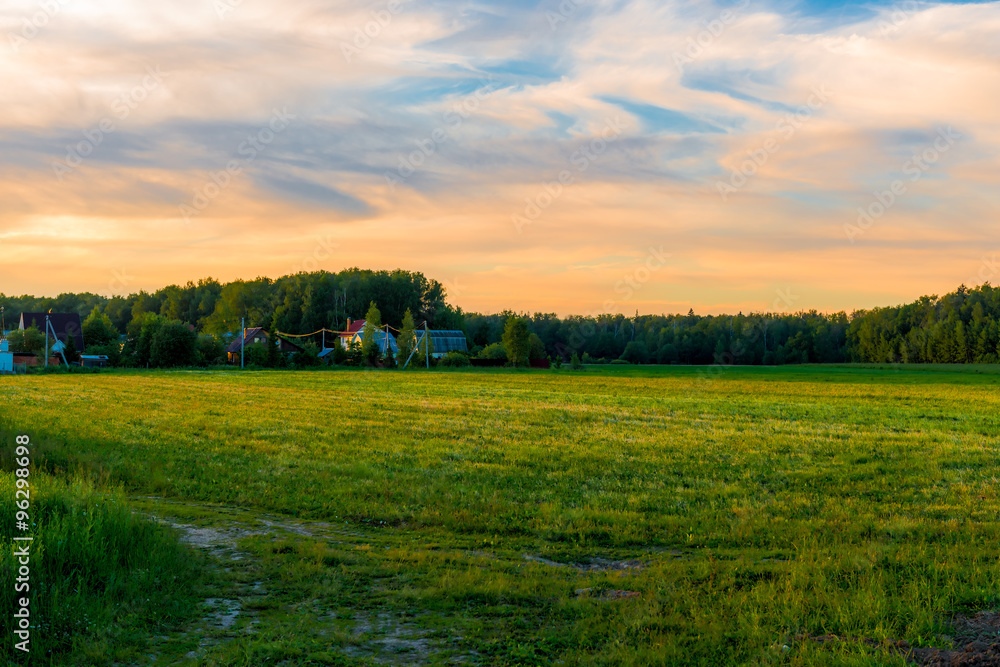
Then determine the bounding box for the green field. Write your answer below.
[3,365,1000,665]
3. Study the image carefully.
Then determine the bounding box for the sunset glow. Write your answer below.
[2,0,998,315]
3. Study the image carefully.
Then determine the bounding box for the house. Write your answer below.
[421,330,469,359]
[0,339,12,374]
[225,327,305,364]
[19,312,84,350]
[80,354,109,368]
[339,318,366,348]
[349,329,398,356]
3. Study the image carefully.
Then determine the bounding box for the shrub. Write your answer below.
[620,341,650,364]
[292,350,321,367]
[196,335,225,366]
[150,322,198,368]
[84,343,121,367]
[478,343,507,360]
[528,333,546,360]
[439,351,471,367]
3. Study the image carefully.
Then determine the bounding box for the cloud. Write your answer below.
[0,0,998,315]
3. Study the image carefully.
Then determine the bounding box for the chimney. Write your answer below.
[346,318,351,330]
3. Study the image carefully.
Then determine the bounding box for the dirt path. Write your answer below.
[126,497,473,665]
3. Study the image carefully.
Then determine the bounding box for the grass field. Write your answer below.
[3,365,1000,665]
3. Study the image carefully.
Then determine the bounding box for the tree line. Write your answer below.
[2,271,999,366]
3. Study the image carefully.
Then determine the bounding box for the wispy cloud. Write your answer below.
[0,0,998,315]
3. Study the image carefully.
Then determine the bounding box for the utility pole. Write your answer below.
[425,322,429,368]
[241,317,245,369]
[44,315,49,368]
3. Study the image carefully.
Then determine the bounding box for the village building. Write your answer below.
[19,312,85,350]
[225,327,305,364]
[339,318,366,348]
[349,329,398,356]
[421,330,469,358]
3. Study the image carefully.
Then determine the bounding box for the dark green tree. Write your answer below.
[150,322,197,367]
[502,317,530,367]
[396,308,416,367]
[82,306,119,349]
[360,301,383,366]
[528,333,546,360]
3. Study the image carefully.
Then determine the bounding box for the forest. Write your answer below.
[2,270,999,366]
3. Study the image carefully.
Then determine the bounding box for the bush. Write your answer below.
[478,343,507,360]
[196,335,226,366]
[570,353,582,370]
[330,344,348,365]
[291,340,321,367]
[528,333,546,360]
[608,359,630,365]
[657,343,679,365]
[150,322,198,368]
[83,343,121,367]
[439,351,471,367]
[243,342,269,367]
[292,350,320,367]
[620,341,650,364]
[6,325,46,356]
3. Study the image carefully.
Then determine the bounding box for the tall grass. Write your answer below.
[0,468,204,665]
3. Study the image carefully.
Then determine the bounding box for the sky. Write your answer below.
[0,0,998,317]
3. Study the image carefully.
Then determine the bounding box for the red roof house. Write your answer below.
[339,319,366,348]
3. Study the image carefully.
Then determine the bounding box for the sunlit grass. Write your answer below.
[2,365,999,664]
